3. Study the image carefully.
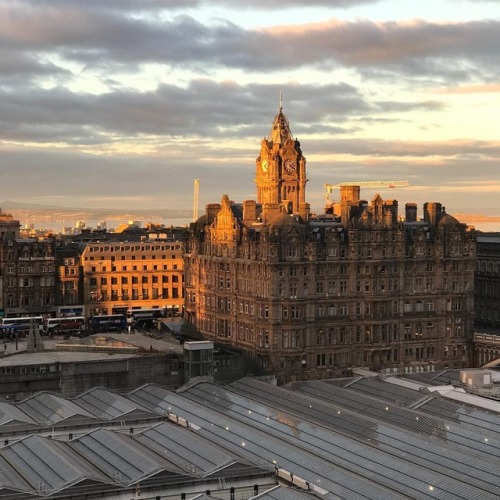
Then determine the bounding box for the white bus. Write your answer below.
[0,316,43,336]
[44,316,86,336]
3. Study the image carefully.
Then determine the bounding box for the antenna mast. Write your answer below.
[193,179,200,222]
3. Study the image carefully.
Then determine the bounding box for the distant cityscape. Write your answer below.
[0,204,192,234]
[2,204,190,221]
[3,203,500,234]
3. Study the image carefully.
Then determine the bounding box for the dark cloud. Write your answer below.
[0,82,371,143]
[0,50,69,84]
[0,78,451,146]
[0,79,480,149]
[60,18,500,81]
[13,0,380,11]
[1,3,498,84]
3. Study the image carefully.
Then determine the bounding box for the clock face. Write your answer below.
[261,159,268,173]
[284,158,296,174]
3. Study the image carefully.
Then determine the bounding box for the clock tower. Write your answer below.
[255,105,309,222]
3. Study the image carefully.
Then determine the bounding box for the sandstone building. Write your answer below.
[1,215,187,321]
[0,210,58,318]
[82,239,184,317]
[184,107,476,383]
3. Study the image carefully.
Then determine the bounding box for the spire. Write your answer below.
[268,92,293,145]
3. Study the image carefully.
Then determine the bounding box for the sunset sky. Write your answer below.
[1,0,499,218]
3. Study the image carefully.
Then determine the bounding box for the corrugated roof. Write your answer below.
[128,383,172,414]
[73,387,151,420]
[2,434,108,495]
[252,485,318,499]
[69,428,164,485]
[134,422,235,477]
[0,401,37,427]
[0,375,499,499]
[17,392,96,425]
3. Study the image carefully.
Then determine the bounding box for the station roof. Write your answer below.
[0,402,36,427]
[0,373,499,498]
[73,387,152,421]
[17,392,96,426]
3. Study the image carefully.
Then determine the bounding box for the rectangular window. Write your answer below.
[317,353,326,367]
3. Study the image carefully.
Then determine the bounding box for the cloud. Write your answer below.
[306,138,500,158]
[1,3,499,85]
[11,0,380,12]
[432,84,500,94]
[0,82,371,144]
[0,0,498,218]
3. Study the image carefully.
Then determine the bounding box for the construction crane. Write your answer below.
[192,179,200,222]
[324,180,409,204]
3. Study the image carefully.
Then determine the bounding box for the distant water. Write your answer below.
[26,218,500,234]
[28,218,193,232]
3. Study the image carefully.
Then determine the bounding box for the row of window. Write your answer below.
[90,287,180,301]
[87,244,181,252]
[86,254,179,261]
[6,294,53,307]
[89,275,180,286]
[313,345,466,369]
[199,296,463,322]
[4,277,55,287]
[477,260,500,274]
[276,277,469,297]
[5,265,54,274]
[87,263,179,272]
[1,365,57,376]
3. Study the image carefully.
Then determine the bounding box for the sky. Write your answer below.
[1,0,499,218]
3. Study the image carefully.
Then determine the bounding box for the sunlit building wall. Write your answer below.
[184,108,476,383]
[81,240,184,317]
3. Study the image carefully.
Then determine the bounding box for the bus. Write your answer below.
[89,314,126,333]
[44,316,86,336]
[126,308,163,329]
[0,316,43,337]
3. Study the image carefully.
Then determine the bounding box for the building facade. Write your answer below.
[54,244,84,316]
[2,218,188,322]
[184,107,476,383]
[0,210,58,318]
[81,239,184,317]
[475,233,500,332]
